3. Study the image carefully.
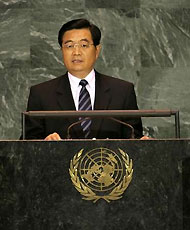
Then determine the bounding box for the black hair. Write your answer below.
[58,18,101,47]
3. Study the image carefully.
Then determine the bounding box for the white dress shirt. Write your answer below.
[68,69,95,110]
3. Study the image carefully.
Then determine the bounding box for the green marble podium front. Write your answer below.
[0,140,189,230]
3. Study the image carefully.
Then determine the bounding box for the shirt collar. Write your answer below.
[68,69,95,89]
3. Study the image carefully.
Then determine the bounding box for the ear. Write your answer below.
[95,44,101,59]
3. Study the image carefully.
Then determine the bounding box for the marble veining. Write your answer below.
[0,0,190,139]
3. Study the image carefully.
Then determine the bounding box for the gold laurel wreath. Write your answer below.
[69,148,133,203]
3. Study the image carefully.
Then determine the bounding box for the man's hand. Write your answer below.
[44,134,153,140]
[44,132,62,141]
[140,135,154,140]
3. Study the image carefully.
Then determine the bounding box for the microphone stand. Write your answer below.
[67,117,91,139]
[66,117,135,139]
[109,117,135,139]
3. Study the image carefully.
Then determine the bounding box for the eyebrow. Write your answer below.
[63,40,73,44]
[63,38,90,44]
[80,38,90,42]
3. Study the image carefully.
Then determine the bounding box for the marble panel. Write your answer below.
[0,68,31,140]
[141,0,190,8]
[140,8,190,67]
[137,67,190,138]
[85,0,140,9]
[85,0,116,8]
[0,0,29,9]
[30,0,85,9]
[92,9,140,69]
[0,8,30,69]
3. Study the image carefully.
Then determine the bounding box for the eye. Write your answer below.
[64,43,74,49]
[67,44,74,48]
[81,44,88,48]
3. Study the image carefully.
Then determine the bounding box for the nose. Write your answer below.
[72,45,81,55]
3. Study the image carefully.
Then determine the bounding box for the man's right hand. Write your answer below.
[44,132,62,141]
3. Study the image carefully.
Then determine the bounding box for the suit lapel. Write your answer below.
[56,73,75,110]
[89,71,111,138]
[56,73,84,138]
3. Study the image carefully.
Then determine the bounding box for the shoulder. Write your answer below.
[95,71,134,89]
[30,74,68,95]
[31,74,66,89]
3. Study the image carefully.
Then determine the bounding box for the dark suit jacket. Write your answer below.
[24,71,143,139]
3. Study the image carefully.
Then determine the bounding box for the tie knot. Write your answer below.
[79,79,88,87]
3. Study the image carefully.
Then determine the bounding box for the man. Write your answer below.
[24,18,143,140]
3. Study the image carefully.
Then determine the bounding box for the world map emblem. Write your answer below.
[69,147,133,202]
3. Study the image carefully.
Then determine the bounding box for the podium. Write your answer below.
[0,139,189,230]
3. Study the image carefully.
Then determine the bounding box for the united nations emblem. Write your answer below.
[69,147,133,203]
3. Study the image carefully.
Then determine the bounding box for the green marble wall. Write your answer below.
[0,0,190,139]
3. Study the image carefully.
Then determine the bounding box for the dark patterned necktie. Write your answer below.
[78,79,92,138]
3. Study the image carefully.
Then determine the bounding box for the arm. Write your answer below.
[25,86,62,140]
[24,86,46,139]
[122,83,143,139]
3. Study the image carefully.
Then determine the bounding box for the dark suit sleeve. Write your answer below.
[122,83,143,139]
[23,86,46,139]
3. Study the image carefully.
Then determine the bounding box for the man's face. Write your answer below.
[61,28,101,79]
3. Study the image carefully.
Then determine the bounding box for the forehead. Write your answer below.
[62,28,93,42]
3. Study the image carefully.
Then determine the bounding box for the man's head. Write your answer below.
[58,19,101,48]
[58,19,101,78]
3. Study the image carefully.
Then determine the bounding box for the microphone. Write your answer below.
[108,117,135,139]
[67,117,91,139]
[66,117,135,139]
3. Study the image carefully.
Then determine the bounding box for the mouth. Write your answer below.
[72,59,83,63]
